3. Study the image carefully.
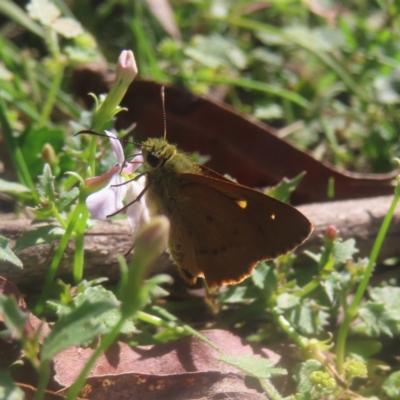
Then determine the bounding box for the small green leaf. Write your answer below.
[276,293,300,310]
[0,371,25,400]
[0,295,29,341]
[358,287,400,337]
[382,371,400,399]
[13,225,64,252]
[57,187,79,211]
[369,287,400,321]
[218,354,286,379]
[265,172,306,202]
[346,340,382,358]
[0,236,23,268]
[333,239,358,264]
[0,178,31,195]
[218,286,257,303]
[38,163,56,202]
[358,302,396,337]
[73,285,135,335]
[251,262,271,289]
[41,300,116,361]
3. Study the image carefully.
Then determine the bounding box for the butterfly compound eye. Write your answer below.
[147,152,160,168]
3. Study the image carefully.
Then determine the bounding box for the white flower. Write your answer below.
[84,131,149,237]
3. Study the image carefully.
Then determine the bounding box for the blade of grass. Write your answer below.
[0,0,45,38]
[185,73,310,108]
[34,199,85,315]
[210,15,370,103]
[0,96,38,202]
[335,177,400,373]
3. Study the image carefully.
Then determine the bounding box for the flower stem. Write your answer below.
[335,185,400,373]
[38,57,65,128]
[34,200,85,315]
[65,317,126,400]
[73,207,89,284]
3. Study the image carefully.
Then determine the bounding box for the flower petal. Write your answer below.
[104,130,125,166]
[125,179,150,240]
[84,165,120,194]
[122,153,144,175]
[86,174,127,220]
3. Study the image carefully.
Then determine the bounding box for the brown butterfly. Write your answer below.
[139,137,313,287]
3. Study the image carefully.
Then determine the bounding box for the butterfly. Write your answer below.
[138,136,313,287]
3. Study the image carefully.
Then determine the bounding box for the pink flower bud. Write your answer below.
[324,225,337,241]
[116,50,138,86]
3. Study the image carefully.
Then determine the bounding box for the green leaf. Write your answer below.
[38,163,56,202]
[13,225,64,252]
[218,285,257,303]
[289,300,329,336]
[72,285,135,335]
[40,300,116,362]
[0,178,31,195]
[382,371,400,399]
[19,125,66,180]
[276,293,300,310]
[358,302,396,337]
[251,262,271,290]
[358,287,400,337]
[217,354,286,379]
[250,262,276,295]
[0,236,23,268]
[346,340,382,358]
[57,187,79,211]
[369,287,400,321]
[0,371,25,400]
[265,172,306,202]
[0,294,28,340]
[333,239,358,264]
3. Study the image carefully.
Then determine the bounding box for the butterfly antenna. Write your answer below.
[161,86,167,140]
[75,129,153,149]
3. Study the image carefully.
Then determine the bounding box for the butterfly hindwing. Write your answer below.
[168,173,312,287]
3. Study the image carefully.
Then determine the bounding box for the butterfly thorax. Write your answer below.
[141,138,202,216]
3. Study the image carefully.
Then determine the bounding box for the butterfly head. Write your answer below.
[141,138,177,171]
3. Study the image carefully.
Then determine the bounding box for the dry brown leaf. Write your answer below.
[59,372,265,400]
[53,329,280,399]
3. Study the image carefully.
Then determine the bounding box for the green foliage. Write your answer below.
[0,371,25,400]
[40,300,116,362]
[13,225,64,253]
[358,287,400,337]
[0,295,29,341]
[382,371,400,399]
[293,360,338,400]
[0,236,23,268]
[217,354,286,379]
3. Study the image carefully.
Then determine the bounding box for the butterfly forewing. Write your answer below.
[168,173,313,287]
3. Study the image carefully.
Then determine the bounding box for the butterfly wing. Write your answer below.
[168,173,313,287]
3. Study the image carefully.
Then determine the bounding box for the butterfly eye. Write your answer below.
[147,152,160,168]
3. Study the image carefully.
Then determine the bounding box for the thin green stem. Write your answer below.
[277,315,308,349]
[33,362,50,400]
[65,317,126,400]
[137,311,185,334]
[34,200,85,315]
[259,378,285,400]
[335,186,400,373]
[38,59,65,127]
[73,208,89,284]
[150,306,221,351]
